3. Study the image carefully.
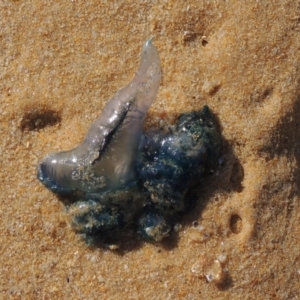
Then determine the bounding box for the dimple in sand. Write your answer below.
[37,40,221,246]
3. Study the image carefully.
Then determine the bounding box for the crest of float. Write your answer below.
[38,40,161,194]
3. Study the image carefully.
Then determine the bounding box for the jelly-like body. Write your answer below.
[37,41,221,245]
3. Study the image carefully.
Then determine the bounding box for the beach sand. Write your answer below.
[1,1,300,299]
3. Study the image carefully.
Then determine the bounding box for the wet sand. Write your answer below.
[1,1,300,299]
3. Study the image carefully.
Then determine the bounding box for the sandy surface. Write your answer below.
[1,1,300,299]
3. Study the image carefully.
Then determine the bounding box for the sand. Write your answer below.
[1,0,300,299]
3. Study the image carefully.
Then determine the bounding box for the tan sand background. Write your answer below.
[1,0,300,299]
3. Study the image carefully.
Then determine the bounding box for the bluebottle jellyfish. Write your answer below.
[37,40,222,246]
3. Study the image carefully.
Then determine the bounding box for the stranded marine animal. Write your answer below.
[37,40,221,245]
